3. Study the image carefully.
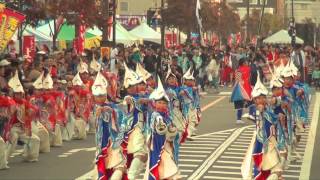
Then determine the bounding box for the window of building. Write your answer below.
[120,2,129,12]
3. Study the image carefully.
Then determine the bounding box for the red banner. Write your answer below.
[78,24,86,54]
[165,33,177,48]
[23,36,35,63]
[0,5,26,53]
[23,35,35,63]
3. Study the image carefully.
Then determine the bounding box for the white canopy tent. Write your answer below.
[130,23,161,44]
[263,29,304,44]
[86,23,141,46]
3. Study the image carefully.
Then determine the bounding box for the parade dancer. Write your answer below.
[165,67,187,146]
[42,73,63,147]
[144,77,180,180]
[0,95,15,169]
[136,63,156,92]
[92,72,127,180]
[6,71,40,162]
[71,72,92,140]
[181,68,201,140]
[269,70,287,177]
[88,54,102,134]
[231,58,255,124]
[122,63,148,180]
[29,72,50,152]
[281,62,304,161]
[251,72,282,180]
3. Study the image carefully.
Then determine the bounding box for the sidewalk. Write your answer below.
[310,109,320,180]
[306,92,320,180]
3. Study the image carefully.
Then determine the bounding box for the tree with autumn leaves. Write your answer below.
[4,0,102,51]
[163,0,241,43]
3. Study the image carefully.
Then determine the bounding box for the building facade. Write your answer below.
[117,0,162,15]
[285,0,320,24]
[227,0,277,19]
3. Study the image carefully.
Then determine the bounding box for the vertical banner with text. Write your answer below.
[23,35,35,63]
[0,5,26,53]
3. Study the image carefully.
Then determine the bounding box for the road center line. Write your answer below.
[201,96,226,112]
[300,93,320,180]
[187,125,250,180]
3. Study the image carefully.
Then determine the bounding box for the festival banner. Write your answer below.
[0,5,26,53]
[77,24,86,54]
[23,35,35,63]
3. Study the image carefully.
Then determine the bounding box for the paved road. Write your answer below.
[1,90,319,180]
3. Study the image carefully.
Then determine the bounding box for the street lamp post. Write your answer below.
[290,0,296,47]
[101,0,112,47]
[160,0,165,51]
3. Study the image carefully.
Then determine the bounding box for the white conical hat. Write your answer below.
[33,72,44,90]
[90,55,101,72]
[251,72,268,98]
[281,61,295,78]
[91,72,108,96]
[77,59,89,74]
[165,66,176,80]
[8,70,24,93]
[270,73,283,88]
[123,62,143,88]
[275,62,285,75]
[183,67,195,80]
[136,63,151,82]
[43,73,54,90]
[72,72,84,86]
[289,61,298,76]
[149,76,169,102]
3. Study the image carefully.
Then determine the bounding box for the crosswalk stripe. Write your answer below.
[224,152,245,156]
[211,165,240,170]
[283,174,299,178]
[208,171,241,175]
[179,154,207,158]
[180,150,211,153]
[180,146,216,150]
[179,159,203,162]
[227,148,246,151]
[217,160,242,164]
[183,143,220,146]
[203,175,241,179]
[179,164,198,167]
[220,156,244,160]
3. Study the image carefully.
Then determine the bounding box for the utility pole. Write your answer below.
[289,0,296,47]
[160,0,165,51]
[112,0,116,47]
[101,0,111,47]
[245,0,249,43]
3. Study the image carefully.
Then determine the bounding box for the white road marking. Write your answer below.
[180,169,193,173]
[300,95,319,180]
[211,165,240,170]
[188,126,249,180]
[201,96,226,111]
[180,146,216,150]
[216,160,242,164]
[75,170,95,180]
[179,159,203,162]
[224,152,245,156]
[203,175,241,179]
[180,150,211,154]
[179,154,207,158]
[178,164,198,167]
[58,155,69,158]
[227,148,246,151]
[220,156,244,160]
[208,171,241,175]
